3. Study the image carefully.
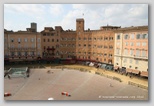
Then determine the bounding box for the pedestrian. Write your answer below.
[109,83,113,87]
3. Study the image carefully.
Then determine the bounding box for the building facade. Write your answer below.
[114,26,148,76]
[4,18,148,75]
[4,23,42,62]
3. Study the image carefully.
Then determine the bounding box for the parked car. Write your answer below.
[4,92,12,97]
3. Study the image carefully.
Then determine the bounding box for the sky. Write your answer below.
[4,4,148,32]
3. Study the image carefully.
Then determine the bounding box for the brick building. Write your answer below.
[4,18,148,74]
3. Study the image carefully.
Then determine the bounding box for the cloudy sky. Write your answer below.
[4,4,148,32]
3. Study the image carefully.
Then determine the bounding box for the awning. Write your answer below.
[132,69,140,74]
[47,48,55,50]
[126,68,133,73]
[114,66,119,70]
[9,59,24,62]
[140,71,148,77]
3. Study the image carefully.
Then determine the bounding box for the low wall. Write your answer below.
[128,81,148,90]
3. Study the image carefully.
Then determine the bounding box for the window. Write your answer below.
[136,50,140,57]
[124,49,128,55]
[109,54,112,58]
[31,51,35,55]
[52,39,54,42]
[131,34,134,39]
[109,37,112,40]
[11,38,14,42]
[18,44,21,48]
[125,42,129,46]
[94,38,96,41]
[104,45,108,49]
[25,52,28,56]
[18,52,21,56]
[135,67,138,69]
[18,38,21,42]
[78,37,81,40]
[31,51,35,56]
[117,35,120,40]
[130,42,134,46]
[57,39,59,42]
[84,44,86,47]
[123,58,127,63]
[142,42,146,46]
[38,38,40,42]
[109,45,113,49]
[130,49,134,56]
[104,37,108,40]
[136,42,140,46]
[88,44,91,47]
[32,44,35,48]
[25,38,27,42]
[31,38,34,42]
[142,34,148,39]
[83,38,87,40]
[88,38,92,40]
[104,53,107,57]
[116,48,120,54]
[51,33,54,36]
[130,59,132,63]
[11,52,14,56]
[142,50,146,57]
[37,44,40,49]
[44,39,46,42]
[135,60,139,64]
[136,34,140,39]
[56,51,59,55]
[78,44,81,47]
[124,34,129,39]
[46,33,50,36]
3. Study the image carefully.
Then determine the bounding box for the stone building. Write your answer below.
[4,23,42,63]
[114,26,148,77]
[4,18,148,75]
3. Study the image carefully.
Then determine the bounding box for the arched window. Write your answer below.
[136,34,140,39]
[124,35,129,39]
[142,34,148,39]
[117,35,120,40]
